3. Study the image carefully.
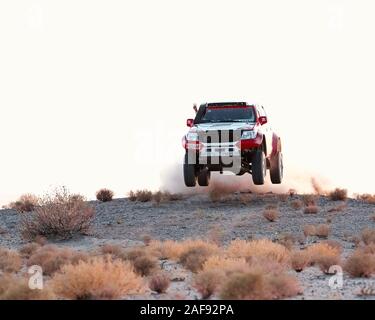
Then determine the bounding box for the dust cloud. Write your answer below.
[160,160,333,196]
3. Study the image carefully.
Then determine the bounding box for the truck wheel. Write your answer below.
[252,150,266,185]
[197,169,210,187]
[270,152,283,184]
[184,154,197,187]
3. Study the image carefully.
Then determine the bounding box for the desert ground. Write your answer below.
[1,188,375,300]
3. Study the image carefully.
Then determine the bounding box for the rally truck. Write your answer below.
[182,102,283,187]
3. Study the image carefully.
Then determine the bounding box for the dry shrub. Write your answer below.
[194,269,224,299]
[19,243,41,258]
[220,270,267,300]
[0,274,55,300]
[304,205,318,214]
[277,233,295,250]
[316,224,330,238]
[21,187,95,240]
[194,270,222,299]
[197,254,293,299]
[152,191,163,204]
[128,190,153,202]
[303,225,317,237]
[303,224,330,238]
[100,243,124,256]
[133,255,158,276]
[99,244,127,260]
[329,188,347,201]
[125,247,148,261]
[51,256,144,299]
[344,249,375,278]
[101,245,154,263]
[263,209,279,222]
[149,239,219,261]
[247,256,288,275]
[357,194,375,205]
[302,194,317,206]
[361,243,375,255]
[307,242,340,259]
[9,194,39,213]
[0,248,22,273]
[202,256,249,274]
[152,191,166,204]
[361,228,375,245]
[179,247,210,272]
[219,268,300,300]
[27,245,88,276]
[306,243,341,274]
[322,240,342,253]
[267,273,301,299]
[328,204,347,213]
[290,200,303,210]
[149,273,170,293]
[128,191,137,201]
[137,190,153,202]
[179,246,214,273]
[96,188,114,202]
[136,190,153,202]
[226,239,290,265]
[164,192,183,201]
[291,250,311,272]
[315,255,341,274]
[152,191,183,204]
[121,247,159,276]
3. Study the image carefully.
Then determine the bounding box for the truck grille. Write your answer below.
[199,130,239,144]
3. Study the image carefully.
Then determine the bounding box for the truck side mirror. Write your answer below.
[258,116,267,125]
[187,119,194,127]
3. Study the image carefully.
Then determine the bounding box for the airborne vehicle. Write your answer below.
[182,102,283,187]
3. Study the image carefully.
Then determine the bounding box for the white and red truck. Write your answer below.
[182,102,283,187]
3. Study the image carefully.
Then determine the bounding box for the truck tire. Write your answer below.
[197,169,210,187]
[252,150,266,185]
[184,154,196,187]
[270,152,283,184]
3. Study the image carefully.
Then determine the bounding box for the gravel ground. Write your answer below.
[1,192,375,300]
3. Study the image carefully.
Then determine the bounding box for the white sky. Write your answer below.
[1,0,374,204]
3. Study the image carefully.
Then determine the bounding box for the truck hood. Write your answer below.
[194,122,255,132]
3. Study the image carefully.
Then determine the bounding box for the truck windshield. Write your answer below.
[198,107,255,123]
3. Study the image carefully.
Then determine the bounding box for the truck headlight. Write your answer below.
[241,130,257,140]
